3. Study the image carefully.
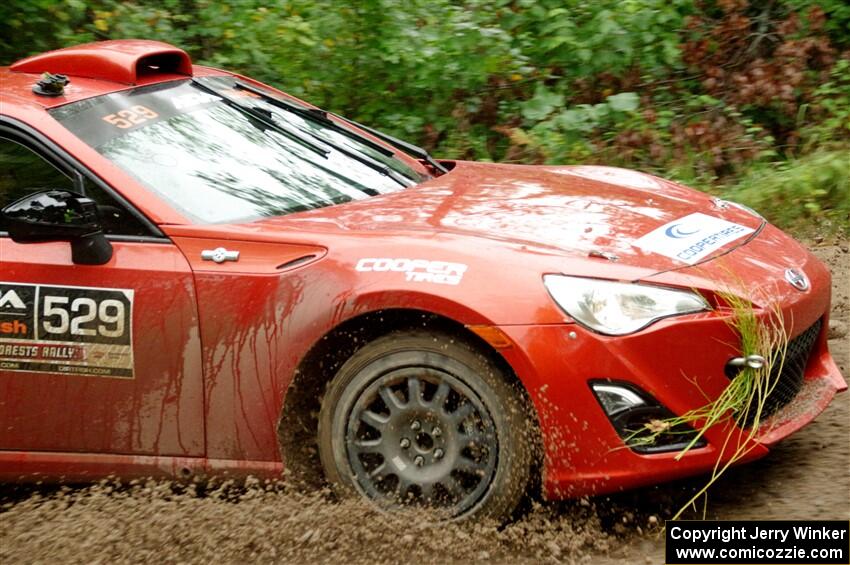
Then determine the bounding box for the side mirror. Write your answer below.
[1,189,113,265]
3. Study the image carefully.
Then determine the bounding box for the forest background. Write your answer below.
[2,0,848,233]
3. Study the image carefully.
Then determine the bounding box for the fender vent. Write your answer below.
[276,254,318,271]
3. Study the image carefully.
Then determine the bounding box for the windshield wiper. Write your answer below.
[198,79,410,189]
[234,81,397,159]
[190,79,329,160]
[233,81,447,176]
[226,82,413,189]
[330,114,449,175]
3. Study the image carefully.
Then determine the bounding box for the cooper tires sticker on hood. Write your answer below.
[634,212,754,265]
[356,258,467,285]
[0,282,134,378]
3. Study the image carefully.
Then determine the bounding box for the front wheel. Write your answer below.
[317,330,534,521]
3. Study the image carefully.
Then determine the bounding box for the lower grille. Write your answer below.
[738,317,822,427]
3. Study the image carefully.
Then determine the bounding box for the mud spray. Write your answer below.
[1,244,847,564]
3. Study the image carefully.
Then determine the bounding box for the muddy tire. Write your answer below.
[317,330,534,521]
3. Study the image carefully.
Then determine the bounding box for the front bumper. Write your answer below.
[495,304,846,500]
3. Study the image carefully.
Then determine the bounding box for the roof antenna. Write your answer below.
[32,72,70,97]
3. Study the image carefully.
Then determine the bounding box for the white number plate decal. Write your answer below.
[634,213,754,265]
[0,282,134,378]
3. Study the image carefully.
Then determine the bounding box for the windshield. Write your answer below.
[49,77,426,224]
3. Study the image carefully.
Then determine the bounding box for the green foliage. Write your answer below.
[721,150,850,235]
[1,0,847,232]
[800,58,850,148]
[788,0,850,47]
[517,91,644,164]
[0,0,91,56]
[505,0,691,77]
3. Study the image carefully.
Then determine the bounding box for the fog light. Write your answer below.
[590,380,706,454]
[592,383,647,416]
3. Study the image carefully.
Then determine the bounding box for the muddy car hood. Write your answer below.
[258,161,764,275]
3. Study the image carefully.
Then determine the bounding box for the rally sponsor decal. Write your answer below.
[355,258,467,285]
[634,212,754,265]
[0,282,134,378]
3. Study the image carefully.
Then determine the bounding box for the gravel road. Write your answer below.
[1,241,847,565]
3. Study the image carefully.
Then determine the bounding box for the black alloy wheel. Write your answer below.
[317,330,534,521]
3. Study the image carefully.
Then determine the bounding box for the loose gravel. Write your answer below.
[1,241,847,564]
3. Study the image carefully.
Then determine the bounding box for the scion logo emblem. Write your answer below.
[784,268,809,291]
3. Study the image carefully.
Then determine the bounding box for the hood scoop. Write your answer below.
[10,39,192,85]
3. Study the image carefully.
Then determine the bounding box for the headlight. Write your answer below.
[543,275,710,335]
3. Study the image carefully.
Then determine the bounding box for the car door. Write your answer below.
[0,127,205,458]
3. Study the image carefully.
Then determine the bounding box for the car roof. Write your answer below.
[0,40,216,111]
